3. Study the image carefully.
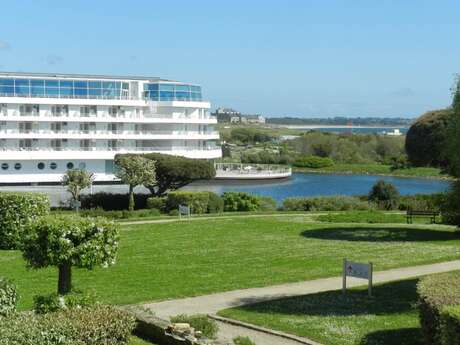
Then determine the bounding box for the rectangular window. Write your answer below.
[0,104,7,116]
[175,84,190,92]
[159,84,174,91]
[59,80,73,88]
[19,104,39,116]
[0,79,14,86]
[74,80,88,88]
[89,81,102,88]
[45,88,59,97]
[51,105,68,117]
[45,80,59,88]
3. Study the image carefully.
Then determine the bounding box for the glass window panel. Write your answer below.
[146,83,159,91]
[190,85,201,92]
[159,91,174,100]
[175,85,190,92]
[122,82,129,89]
[89,88,102,96]
[0,79,14,86]
[175,91,189,100]
[60,80,73,88]
[31,79,44,87]
[114,82,121,89]
[45,80,59,87]
[88,81,102,88]
[15,85,30,95]
[15,79,30,87]
[0,86,14,94]
[31,86,45,96]
[60,87,72,96]
[45,88,59,96]
[74,88,88,96]
[74,80,88,88]
[191,93,202,101]
[103,81,115,89]
[159,84,174,91]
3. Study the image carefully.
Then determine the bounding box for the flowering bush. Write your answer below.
[22,215,119,295]
[0,278,18,317]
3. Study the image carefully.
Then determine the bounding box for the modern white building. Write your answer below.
[0,72,221,184]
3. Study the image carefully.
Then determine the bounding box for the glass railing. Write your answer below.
[2,146,220,152]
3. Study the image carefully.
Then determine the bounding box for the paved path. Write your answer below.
[141,260,460,344]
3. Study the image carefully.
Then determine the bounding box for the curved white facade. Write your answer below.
[0,72,221,184]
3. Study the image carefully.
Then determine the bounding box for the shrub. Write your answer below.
[368,180,400,210]
[399,193,444,211]
[258,196,277,211]
[233,336,256,345]
[440,305,460,345]
[441,181,460,227]
[34,291,97,314]
[169,209,179,216]
[146,197,167,212]
[0,305,135,345]
[417,271,460,345]
[0,278,18,317]
[80,208,160,219]
[293,155,334,168]
[170,314,219,339]
[283,195,371,211]
[166,191,210,214]
[206,192,224,213]
[80,192,150,210]
[0,192,50,250]
[222,192,261,212]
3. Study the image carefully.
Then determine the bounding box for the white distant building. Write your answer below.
[0,72,221,184]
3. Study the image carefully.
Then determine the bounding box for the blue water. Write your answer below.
[184,173,450,203]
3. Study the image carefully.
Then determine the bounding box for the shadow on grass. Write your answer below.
[358,327,424,345]
[301,226,459,242]
[231,279,419,317]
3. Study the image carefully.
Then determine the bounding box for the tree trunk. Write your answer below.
[129,185,135,211]
[58,262,72,295]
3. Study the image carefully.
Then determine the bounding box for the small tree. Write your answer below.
[368,180,400,210]
[62,169,94,210]
[22,215,119,295]
[114,154,156,211]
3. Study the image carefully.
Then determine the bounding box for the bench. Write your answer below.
[406,209,440,224]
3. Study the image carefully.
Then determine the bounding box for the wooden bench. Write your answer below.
[406,209,440,224]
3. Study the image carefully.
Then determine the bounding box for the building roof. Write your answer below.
[0,71,178,83]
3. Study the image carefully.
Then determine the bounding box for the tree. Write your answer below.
[368,180,400,210]
[405,108,453,167]
[22,216,119,295]
[114,154,156,211]
[142,153,216,197]
[62,169,94,210]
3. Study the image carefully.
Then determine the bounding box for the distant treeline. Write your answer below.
[266,117,413,126]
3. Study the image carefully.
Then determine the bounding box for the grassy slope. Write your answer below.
[129,336,156,345]
[294,163,446,178]
[1,217,459,310]
[219,278,429,345]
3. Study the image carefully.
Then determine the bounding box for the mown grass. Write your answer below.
[219,277,430,345]
[315,210,414,224]
[1,217,459,310]
[294,163,446,178]
[129,336,156,345]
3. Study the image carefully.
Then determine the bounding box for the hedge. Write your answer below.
[417,271,460,345]
[80,208,161,219]
[283,195,371,211]
[293,155,334,168]
[166,191,210,214]
[222,192,261,212]
[146,197,167,212]
[0,278,17,317]
[0,192,50,249]
[0,305,135,345]
[440,305,460,345]
[80,192,150,210]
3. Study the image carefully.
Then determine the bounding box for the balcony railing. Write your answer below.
[1,146,220,152]
[0,129,219,136]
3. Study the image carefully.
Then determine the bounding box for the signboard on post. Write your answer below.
[178,205,191,219]
[342,259,373,297]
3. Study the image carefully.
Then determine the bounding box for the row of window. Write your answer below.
[0,161,86,171]
[1,104,124,116]
[0,78,130,98]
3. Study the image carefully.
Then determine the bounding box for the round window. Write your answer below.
[78,162,86,169]
[50,162,57,170]
[14,163,21,170]
[1,163,8,170]
[37,162,45,170]
[67,162,74,169]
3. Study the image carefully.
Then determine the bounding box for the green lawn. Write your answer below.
[1,216,459,310]
[315,210,417,224]
[294,163,446,178]
[219,277,430,345]
[129,336,156,345]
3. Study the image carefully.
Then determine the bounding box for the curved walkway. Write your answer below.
[140,260,460,345]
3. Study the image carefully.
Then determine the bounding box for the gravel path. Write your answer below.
[140,260,460,345]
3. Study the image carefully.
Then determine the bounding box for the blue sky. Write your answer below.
[0,0,459,117]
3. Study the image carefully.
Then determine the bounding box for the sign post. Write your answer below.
[342,258,373,297]
[178,204,191,219]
